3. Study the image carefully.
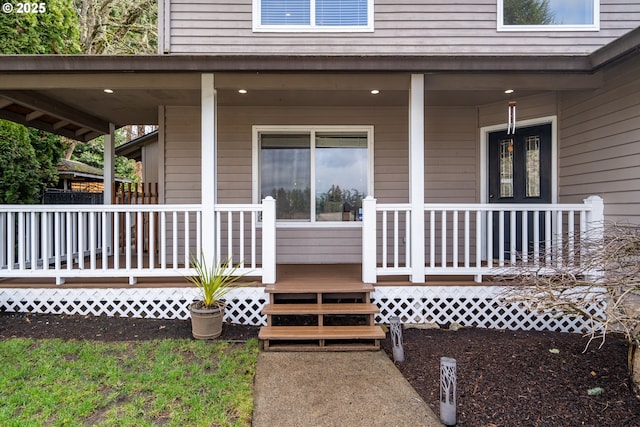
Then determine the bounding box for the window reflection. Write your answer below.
[315,132,367,221]
[260,134,311,220]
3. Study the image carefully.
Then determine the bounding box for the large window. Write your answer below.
[253,0,373,32]
[254,127,373,224]
[498,0,599,31]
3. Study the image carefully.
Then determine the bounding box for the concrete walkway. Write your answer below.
[252,351,443,427]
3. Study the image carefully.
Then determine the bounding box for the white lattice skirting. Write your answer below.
[0,286,604,332]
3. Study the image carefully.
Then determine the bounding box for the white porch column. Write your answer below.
[409,74,426,283]
[201,74,217,266]
[103,123,115,278]
[103,123,116,205]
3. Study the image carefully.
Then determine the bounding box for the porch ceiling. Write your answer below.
[0,70,603,141]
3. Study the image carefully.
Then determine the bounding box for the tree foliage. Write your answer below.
[0,121,41,203]
[503,0,554,25]
[71,134,138,181]
[75,0,157,54]
[0,0,81,53]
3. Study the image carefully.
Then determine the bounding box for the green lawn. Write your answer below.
[0,338,258,427]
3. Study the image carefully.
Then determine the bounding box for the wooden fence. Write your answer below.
[113,183,159,254]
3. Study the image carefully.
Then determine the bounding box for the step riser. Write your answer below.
[260,282,385,352]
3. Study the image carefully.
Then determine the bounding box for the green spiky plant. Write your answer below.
[187,256,246,309]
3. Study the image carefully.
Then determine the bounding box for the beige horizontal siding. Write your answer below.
[559,56,640,223]
[166,0,640,56]
[164,106,201,204]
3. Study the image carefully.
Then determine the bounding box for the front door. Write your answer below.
[488,123,552,259]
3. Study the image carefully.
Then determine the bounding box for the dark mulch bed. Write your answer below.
[381,327,640,426]
[2,312,640,426]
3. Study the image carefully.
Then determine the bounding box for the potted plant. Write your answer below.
[187,256,245,340]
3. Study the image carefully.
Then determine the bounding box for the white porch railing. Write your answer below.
[0,198,276,285]
[362,195,605,283]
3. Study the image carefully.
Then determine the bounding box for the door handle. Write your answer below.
[489,194,494,199]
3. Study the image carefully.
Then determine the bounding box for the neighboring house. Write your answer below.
[56,159,130,193]
[0,1,639,335]
[115,130,159,185]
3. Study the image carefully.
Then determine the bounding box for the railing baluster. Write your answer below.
[475,210,481,269]
[487,209,493,268]
[41,212,49,271]
[184,211,190,268]
[533,211,540,267]
[545,210,552,267]
[160,211,166,269]
[509,210,517,265]
[382,210,388,268]
[18,212,25,270]
[405,209,411,268]
[89,211,96,271]
[196,210,202,262]
[239,211,245,268]
[441,211,447,268]
[251,211,257,269]
[113,211,120,270]
[102,212,108,271]
[66,212,73,270]
[453,210,459,268]
[7,212,15,271]
[556,210,563,268]
[216,211,221,264]
[464,210,470,268]
[149,210,155,270]
[137,211,143,269]
[125,211,132,270]
[430,210,436,268]
[579,210,587,269]
[78,212,85,270]
[568,210,575,268]
[498,210,505,267]
[172,211,178,269]
[521,210,528,263]
[30,212,37,270]
[393,210,399,269]
[228,211,233,264]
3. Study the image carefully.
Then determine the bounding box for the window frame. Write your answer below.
[252,125,375,228]
[252,0,374,33]
[497,0,600,32]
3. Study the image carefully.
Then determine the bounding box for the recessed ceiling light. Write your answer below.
[103,89,114,94]
[504,89,514,94]
[238,89,248,94]
[371,89,380,95]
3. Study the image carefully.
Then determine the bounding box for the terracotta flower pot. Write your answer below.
[189,301,225,340]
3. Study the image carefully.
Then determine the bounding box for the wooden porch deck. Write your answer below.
[0,262,491,289]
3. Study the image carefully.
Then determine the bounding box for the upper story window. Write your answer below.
[253,0,374,32]
[498,0,599,31]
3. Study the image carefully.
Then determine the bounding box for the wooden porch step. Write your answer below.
[262,303,379,316]
[265,283,374,294]
[259,325,386,340]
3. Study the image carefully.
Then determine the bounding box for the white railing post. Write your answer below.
[583,195,605,280]
[261,197,276,284]
[362,196,377,283]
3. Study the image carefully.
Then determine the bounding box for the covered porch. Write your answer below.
[0,55,618,288]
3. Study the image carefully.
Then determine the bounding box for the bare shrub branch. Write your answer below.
[498,223,640,349]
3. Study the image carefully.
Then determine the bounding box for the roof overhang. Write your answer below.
[0,26,638,141]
